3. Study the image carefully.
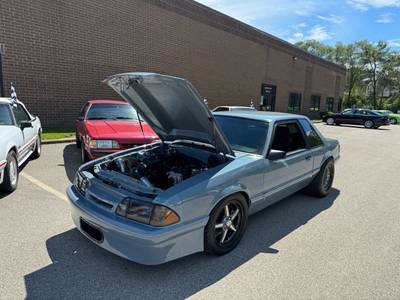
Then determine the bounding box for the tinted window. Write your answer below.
[12,104,31,125]
[271,122,306,153]
[215,116,268,154]
[342,109,353,115]
[288,93,302,113]
[0,104,14,125]
[299,119,324,147]
[310,95,321,112]
[86,104,139,120]
[213,107,229,112]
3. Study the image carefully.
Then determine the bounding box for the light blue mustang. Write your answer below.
[67,73,340,265]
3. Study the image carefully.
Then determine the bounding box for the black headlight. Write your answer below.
[74,171,89,195]
[116,198,180,227]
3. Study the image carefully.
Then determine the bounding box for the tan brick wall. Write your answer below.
[0,0,345,128]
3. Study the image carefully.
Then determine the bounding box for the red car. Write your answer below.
[76,100,158,162]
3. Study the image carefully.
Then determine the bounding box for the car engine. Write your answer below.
[97,145,227,190]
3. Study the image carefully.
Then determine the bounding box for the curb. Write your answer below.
[42,137,76,145]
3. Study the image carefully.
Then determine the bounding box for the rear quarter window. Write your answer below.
[299,119,324,148]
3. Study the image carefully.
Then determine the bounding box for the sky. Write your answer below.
[196,0,400,49]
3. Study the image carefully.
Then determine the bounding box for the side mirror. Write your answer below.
[77,116,84,121]
[20,121,33,130]
[268,149,286,160]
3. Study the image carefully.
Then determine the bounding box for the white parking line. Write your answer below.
[21,172,69,203]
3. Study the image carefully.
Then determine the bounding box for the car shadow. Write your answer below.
[322,124,390,130]
[63,144,82,183]
[24,188,340,299]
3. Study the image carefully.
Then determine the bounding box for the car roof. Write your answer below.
[213,110,307,122]
[88,99,127,105]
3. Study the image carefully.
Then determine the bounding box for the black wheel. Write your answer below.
[204,194,248,255]
[304,159,334,198]
[81,146,89,163]
[76,132,81,148]
[0,151,19,193]
[390,118,397,124]
[31,134,42,159]
[364,120,374,129]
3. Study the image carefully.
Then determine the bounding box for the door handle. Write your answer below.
[305,155,312,160]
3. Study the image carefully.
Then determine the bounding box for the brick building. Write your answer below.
[0,0,346,128]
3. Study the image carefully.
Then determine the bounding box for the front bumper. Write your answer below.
[0,160,6,184]
[67,185,207,265]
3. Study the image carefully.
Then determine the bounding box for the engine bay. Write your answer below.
[94,144,229,190]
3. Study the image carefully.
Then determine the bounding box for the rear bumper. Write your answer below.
[67,185,207,265]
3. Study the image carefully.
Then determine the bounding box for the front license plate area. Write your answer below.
[80,218,104,243]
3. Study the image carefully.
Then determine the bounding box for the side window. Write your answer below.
[271,122,306,153]
[213,107,229,112]
[12,104,31,125]
[299,119,324,148]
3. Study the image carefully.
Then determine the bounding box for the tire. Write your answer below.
[76,132,81,148]
[304,159,334,198]
[81,145,89,163]
[204,194,248,256]
[31,134,42,159]
[0,151,19,193]
[364,120,374,129]
[390,118,397,124]
[326,117,335,125]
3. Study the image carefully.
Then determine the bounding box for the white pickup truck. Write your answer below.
[0,97,42,192]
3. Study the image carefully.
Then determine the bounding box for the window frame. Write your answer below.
[299,118,324,148]
[326,97,334,112]
[287,93,302,113]
[267,119,309,158]
[310,95,321,112]
[12,103,32,125]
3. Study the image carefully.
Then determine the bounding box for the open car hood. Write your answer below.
[103,73,234,156]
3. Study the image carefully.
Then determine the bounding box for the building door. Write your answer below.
[260,84,276,111]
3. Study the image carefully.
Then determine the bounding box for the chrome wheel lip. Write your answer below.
[9,159,18,186]
[215,203,241,245]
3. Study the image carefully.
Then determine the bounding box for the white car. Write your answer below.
[212,106,256,112]
[0,97,42,192]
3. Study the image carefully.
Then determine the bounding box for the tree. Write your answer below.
[356,40,390,109]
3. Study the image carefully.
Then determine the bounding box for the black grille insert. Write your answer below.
[80,218,103,243]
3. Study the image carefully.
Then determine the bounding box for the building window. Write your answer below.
[326,97,334,112]
[310,95,320,112]
[288,93,302,113]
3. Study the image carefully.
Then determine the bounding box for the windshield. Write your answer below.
[215,116,268,154]
[86,103,140,120]
[0,104,14,126]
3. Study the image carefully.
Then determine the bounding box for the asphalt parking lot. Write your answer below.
[1,123,399,299]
